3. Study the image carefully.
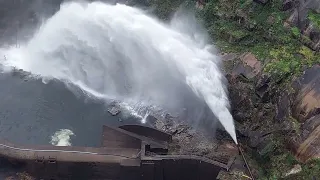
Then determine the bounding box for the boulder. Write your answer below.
[154,117,238,163]
[287,65,320,162]
[283,0,320,51]
[286,10,300,28]
[290,114,320,162]
[231,53,262,79]
[255,74,272,102]
[282,0,295,11]
[292,65,320,122]
[275,91,291,122]
[107,102,121,116]
[299,22,320,51]
[224,53,277,138]
[303,23,320,45]
[108,106,121,116]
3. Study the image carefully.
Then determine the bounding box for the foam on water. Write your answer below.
[50,129,75,146]
[0,2,237,143]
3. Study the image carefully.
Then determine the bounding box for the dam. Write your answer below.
[0,124,237,180]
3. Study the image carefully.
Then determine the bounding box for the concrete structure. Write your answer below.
[0,124,235,180]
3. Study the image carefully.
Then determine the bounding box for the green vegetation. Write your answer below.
[130,0,320,80]
[129,0,190,20]
[128,0,320,179]
[252,133,320,179]
[262,151,320,180]
[192,1,320,178]
[290,160,320,180]
[308,10,320,29]
[195,0,320,81]
[148,0,185,20]
[250,134,291,179]
[291,27,300,37]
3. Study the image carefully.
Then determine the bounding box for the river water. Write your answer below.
[0,0,236,148]
[0,72,140,147]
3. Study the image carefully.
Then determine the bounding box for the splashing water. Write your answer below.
[50,129,75,146]
[0,2,237,144]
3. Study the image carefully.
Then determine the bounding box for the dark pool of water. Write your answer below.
[0,72,140,147]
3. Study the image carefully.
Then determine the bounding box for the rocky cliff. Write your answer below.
[209,0,320,179]
[128,0,320,179]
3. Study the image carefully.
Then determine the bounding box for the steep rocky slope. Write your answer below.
[126,0,320,179]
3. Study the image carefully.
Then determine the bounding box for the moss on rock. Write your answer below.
[128,0,320,179]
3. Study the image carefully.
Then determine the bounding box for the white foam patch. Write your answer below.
[50,129,75,146]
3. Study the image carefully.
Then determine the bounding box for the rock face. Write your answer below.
[289,65,320,162]
[107,104,121,116]
[284,0,320,51]
[153,115,246,178]
[291,115,320,162]
[224,52,320,163]
[224,53,282,156]
[231,53,262,79]
[292,65,320,122]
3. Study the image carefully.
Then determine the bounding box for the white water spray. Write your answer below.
[50,129,74,146]
[0,2,237,144]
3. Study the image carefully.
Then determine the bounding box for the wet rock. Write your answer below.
[145,114,158,124]
[108,107,121,116]
[291,114,320,162]
[107,103,121,116]
[232,53,261,79]
[275,91,291,122]
[303,23,320,44]
[227,56,277,145]
[154,118,238,163]
[292,65,320,122]
[233,112,249,123]
[229,81,255,114]
[255,74,272,101]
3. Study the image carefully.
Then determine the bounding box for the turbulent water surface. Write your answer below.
[0,1,237,143]
[0,72,140,146]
